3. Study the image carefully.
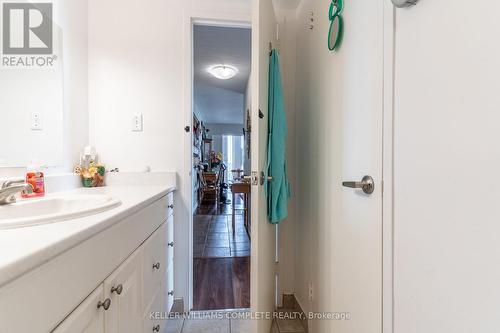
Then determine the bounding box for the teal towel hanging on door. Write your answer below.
[265,49,290,224]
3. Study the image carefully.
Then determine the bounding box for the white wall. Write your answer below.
[261,7,299,301]
[88,0,251,311]
[275,12,297,300]
[292,0,385,331]
[59,0,89,175]
[0,0,88,179]
[198,118,245,163]
[206,123,243,136]
[294,0,331,320]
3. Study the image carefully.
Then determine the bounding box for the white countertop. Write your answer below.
[0,175,176,289]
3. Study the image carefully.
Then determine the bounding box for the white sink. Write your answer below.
[0,194,121,229]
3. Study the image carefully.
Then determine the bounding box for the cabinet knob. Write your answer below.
[168,204,174,209]
[153,324,161,332]
[168,242,174,247]
[168,290,174,296]
[152,262,161,270]
[97,298,111,310]
[111,284,123,295]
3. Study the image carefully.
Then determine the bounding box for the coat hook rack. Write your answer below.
[269,41,281,56]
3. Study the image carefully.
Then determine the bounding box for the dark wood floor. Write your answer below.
[193,256,250,310]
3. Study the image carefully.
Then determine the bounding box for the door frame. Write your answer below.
[183,13,252,311]
[382,2,395,333]
[183,1,397,326]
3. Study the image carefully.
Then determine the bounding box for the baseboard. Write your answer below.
[171,297,184,314]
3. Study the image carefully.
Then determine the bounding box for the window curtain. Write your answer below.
[222,135,244,182]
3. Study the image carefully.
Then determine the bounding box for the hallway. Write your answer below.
[193,193,251,310]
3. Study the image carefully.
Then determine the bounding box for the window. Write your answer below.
[222,135,244,182]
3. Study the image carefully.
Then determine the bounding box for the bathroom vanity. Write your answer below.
[0,173,176,333]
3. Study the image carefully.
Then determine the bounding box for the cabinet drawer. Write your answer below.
[142,223,166,311]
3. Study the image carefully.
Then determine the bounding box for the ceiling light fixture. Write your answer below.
[208,65,238,80]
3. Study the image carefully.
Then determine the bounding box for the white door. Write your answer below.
[326,1,384,332]
[52,286,105,333]
[393,1,500,332]
[250,0,279,332]
[104,250,143,333]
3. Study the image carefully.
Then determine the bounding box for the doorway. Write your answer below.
[191,23,252,311]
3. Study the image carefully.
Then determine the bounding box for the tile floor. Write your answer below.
[164,313,305,333]
[165,312,251,333]
[194,192,250,258]
[164,310,306,333]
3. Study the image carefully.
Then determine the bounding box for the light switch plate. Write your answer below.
[132,113,143,132]
[31,112,43,130]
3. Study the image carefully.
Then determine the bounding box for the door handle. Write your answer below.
[260,171,273,185]
[342,175,375,195]
[244,172,258,185]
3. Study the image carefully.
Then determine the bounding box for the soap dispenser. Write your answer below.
[22,161,45,198]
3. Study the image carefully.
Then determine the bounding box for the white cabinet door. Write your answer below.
[104,249,143,333]
[166,215,174,268]
[52,286,105,333]
[165,214,174,313]
[142,287,165,333]
[144,224,167,333]
[143,224,167,313]
[165,267,174,314]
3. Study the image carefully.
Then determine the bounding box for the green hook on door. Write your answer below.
[328,0,344,51]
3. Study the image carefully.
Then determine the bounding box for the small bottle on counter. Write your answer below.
[22,162,45,198]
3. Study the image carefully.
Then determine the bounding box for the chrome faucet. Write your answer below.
[0,179,33,205]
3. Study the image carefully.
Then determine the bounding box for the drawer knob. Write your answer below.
[97,298,111,310]
[153,324,161,332]
[152,262,161,270]
[168,290,174,296]
[111,284,123,295]
[168,204,174,209]
[168,242,174,247]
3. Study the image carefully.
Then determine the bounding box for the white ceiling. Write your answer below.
[193,25,251,125]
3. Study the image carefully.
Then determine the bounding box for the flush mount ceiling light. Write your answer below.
[208,65,238,80]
